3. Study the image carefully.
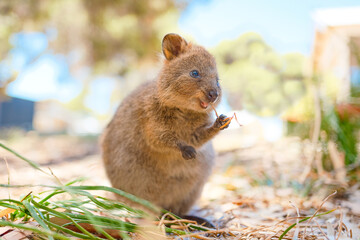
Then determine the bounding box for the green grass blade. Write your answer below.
[43,218,95,239]
[23,199,54,240]
[59,185,160,213]
[64,212,137,231]
[0,201,22,211]
[0,199,24,206]
[39,190,65,204]
[279,209,336,240]
[79,206,117,240]
[0,184,39,188]
[115,218,132,240]
[70,190,146,216]
[65,177,88,186]
[165,226,188,235]
[95,196,146,216]
[0,220,71,240]
[0,142,48,175]
[53,199,92,209]
[31,199,102,240]
[187,223,212,232]
[1,183,159,214]
[52,200,139,220]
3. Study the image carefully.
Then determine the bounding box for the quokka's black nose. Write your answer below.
[208,90,218,103]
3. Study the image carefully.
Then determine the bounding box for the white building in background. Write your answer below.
[312,7,360,103]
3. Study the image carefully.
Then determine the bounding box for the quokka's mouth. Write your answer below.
[200,100,209,109]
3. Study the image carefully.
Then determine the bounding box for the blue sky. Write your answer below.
[4,0,360,109]
[179,0,360,54]
[5,32,82,102]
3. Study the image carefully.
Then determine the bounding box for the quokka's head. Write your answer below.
[157,33,221,112]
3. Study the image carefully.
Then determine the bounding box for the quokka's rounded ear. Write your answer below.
[162,33,188,60]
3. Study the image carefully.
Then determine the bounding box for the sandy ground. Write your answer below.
[1,131,360,239]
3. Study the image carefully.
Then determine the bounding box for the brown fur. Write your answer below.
[102,33,229,215]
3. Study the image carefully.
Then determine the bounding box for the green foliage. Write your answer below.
[321,107,360,165]
[0,0,182,110]
[0,0,179,69]
[212,33,307,116]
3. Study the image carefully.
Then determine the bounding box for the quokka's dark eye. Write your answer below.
[190,70,200,78]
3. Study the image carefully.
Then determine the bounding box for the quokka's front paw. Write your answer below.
[179,145,197,160]
[214,114,231,130]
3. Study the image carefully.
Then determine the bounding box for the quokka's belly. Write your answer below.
[147,142,215,213]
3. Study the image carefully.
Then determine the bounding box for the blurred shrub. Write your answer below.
[0,0,181,74]
[212,33,308,116]
[322,104,360,166]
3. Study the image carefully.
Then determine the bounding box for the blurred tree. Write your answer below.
[212,33,308,116]
[0,0,183,103]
